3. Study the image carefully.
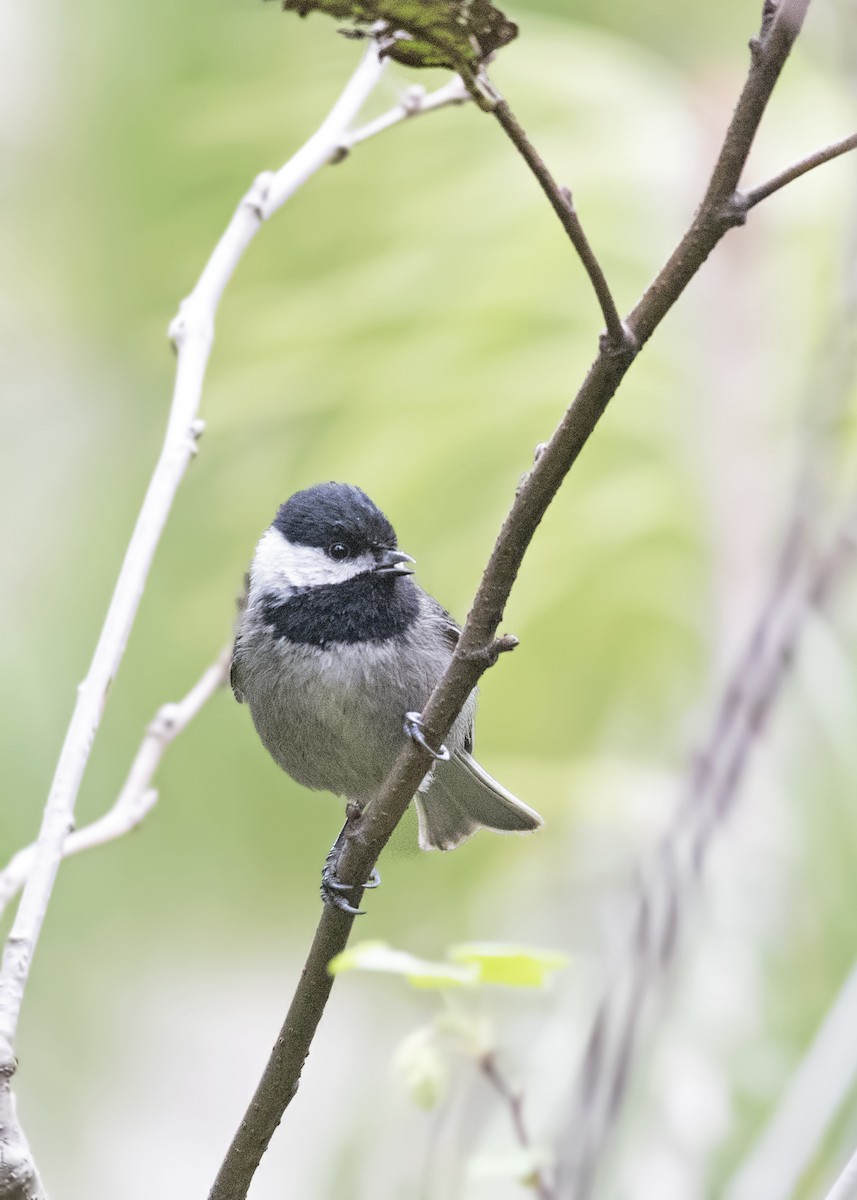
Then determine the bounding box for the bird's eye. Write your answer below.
[328,542,349,561]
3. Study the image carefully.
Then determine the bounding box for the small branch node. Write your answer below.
[716,191,750,228]
[559,185,575,212]
[329,143,350,165]
[468,69,502,112]
[750,0,778,60]
[599,321,638,359]
[402,84,427,115]
[150,702,181,737]
[167,306,188,352]
[462,635,519,669]
[343,801,371,849]
[243,170,276,221]
[0,1038,16,1079]
[494,634,520,655]
[186,419,206,455]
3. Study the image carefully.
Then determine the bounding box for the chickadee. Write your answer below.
[231,482,543,910]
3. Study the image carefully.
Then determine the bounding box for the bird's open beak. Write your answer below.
[373,548,416,576]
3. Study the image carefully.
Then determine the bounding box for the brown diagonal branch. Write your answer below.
[207,3,815,1197]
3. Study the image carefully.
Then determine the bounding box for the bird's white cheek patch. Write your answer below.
[250,528,373,597]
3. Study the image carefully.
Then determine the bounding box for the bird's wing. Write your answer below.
[229,647,245,703]
[420,592,473,754]
[230,575,250,703]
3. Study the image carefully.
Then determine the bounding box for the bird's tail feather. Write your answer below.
[414,751,543,851]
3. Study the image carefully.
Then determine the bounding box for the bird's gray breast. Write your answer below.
[234,616,451,803]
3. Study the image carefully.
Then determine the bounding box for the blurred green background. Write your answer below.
[3,0,857,1196]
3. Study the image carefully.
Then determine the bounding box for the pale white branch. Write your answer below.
[0,39,468,1194]
[0,38,465,1052]
[0,650,231,923]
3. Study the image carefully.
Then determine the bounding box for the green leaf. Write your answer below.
[276,0,518,74]
[329,940,478,988]
[393,1026,449,1109]
[449,942,569,988]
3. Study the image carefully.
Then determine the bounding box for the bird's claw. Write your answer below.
[321,848,381,915]
[325,867,381,892]
[404,711,450,761]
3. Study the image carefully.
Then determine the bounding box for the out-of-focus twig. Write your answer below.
[555,11,857,1187]
[557,501,857,1199]
[0,649,231,923]
[479,1052,555,1200]
[722,46,857,1200]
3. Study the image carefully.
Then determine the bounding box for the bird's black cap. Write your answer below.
[273,482,398,551]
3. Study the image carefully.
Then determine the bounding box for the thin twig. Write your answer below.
[745,130,857,208]
[344,76,470,150]
[479,1052,554,1200]
[0,649,231,922]
[207,5,815,1197]
[489,99,632,354]
[723,58,857,1200]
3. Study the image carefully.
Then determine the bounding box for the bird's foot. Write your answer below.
[321,840,381,916]
[404,711,450,761]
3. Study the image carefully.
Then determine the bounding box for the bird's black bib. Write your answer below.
[261,574,420,647]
